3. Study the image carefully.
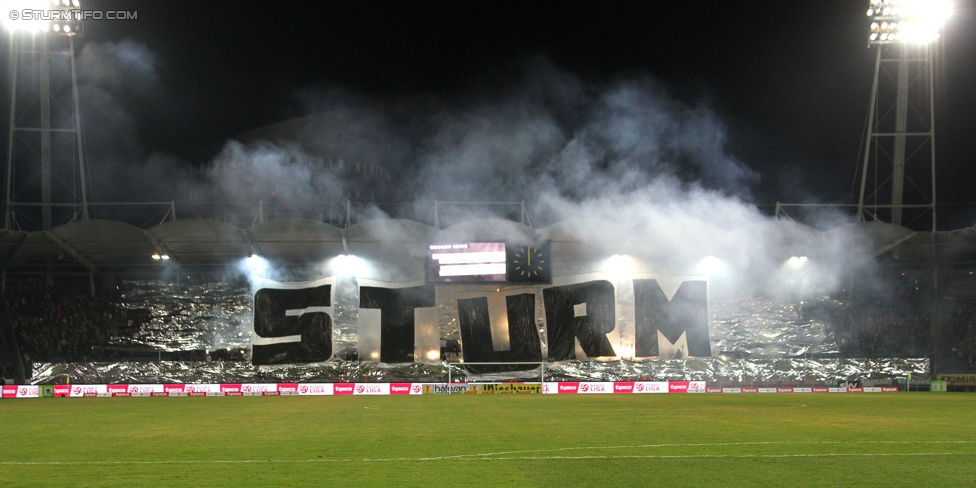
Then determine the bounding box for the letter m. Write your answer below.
[633,279,710,357]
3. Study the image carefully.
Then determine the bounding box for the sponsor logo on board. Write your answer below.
[127,385,158,395]
[298,384,331,395]
[390,383,412,395]
[668,382,689,393]
[13,386,40,398]
[558,382,579,394]
[613,382,634,393]
[578,382,610,393]
[277,384,299,395]
[354,384,385,395]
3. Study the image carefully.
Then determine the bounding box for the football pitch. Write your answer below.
[2,393,975,487]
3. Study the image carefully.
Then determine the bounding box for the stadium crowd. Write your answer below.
[943,295,976,372]
[827,293,976,371]
[3,284,126,368]
[835,297,932,358]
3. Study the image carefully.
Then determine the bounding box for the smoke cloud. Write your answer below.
[75,40,176,203]
[69,44,874,299]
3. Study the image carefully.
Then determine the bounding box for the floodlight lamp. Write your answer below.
[2,0,82,34]
[866,0,952,45]
[331,254,366,276]
[698,256,725,275]
[245,254,264,268]
[243,255,269,276]
[786,256,808,269]
[604,254,636,274]
[151,253,161,260]
[426,350,439,361]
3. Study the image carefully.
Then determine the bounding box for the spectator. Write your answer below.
[22,353,32,382]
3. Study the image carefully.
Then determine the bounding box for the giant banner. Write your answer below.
[251,273,710,365]
[251,277,336,365]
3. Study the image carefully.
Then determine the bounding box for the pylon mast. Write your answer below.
[3,2,88,230]
[856,0,950,232]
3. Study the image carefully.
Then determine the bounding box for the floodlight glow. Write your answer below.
[151,253,161,260]
[867,0,952,45]
[426,350,439,361]
[786,256,808,269]
[160,254,170,260]
[2,0,82,34]
[603,254,637,274]
[698,256,725,275]
[616,343,635,361]
[331,254,366,276]
[2,0,53,32]
[243,255,270,277]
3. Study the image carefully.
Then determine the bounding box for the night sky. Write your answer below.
[5,0,976,228]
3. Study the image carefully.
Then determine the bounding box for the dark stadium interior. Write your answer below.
[2,2,976,391]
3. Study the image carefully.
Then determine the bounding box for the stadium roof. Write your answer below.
[2,218,974,280]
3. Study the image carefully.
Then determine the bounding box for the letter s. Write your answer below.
[252,285,333,365]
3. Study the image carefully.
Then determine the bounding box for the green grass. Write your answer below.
[2,393,975,487]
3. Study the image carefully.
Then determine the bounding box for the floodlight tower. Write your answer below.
[855,0,951,232]
[2,0,89,231]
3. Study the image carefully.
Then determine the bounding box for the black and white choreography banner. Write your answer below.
[250,273,711,365]
[251,277,336,366]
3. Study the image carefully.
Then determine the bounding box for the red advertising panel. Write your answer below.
[557,382,579,394]
[668,381,690,393]
[389,383,413,395]
[613,382,635,393]
[277,383,300,395]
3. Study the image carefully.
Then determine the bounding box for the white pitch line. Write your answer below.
[2,452,975,466]
[427,440,976,460]
[2,440,975,466]
[362,406,453,412]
